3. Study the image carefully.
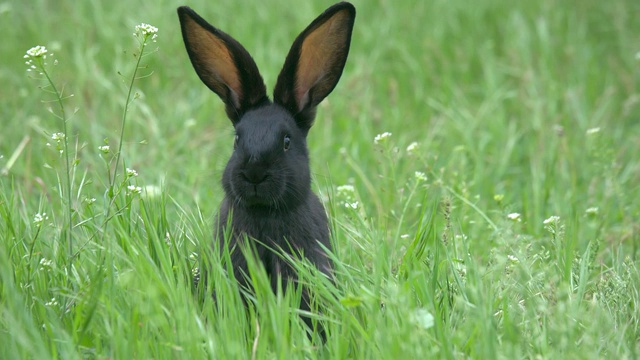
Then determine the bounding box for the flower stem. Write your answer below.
[41,62,74,262]
[101,33,153,241]
[110,43,147,193]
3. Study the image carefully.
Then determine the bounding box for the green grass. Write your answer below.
[2,0,640,358]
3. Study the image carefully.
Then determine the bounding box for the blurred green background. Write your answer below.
[2,0,639,224]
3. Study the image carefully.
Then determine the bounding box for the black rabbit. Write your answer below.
[177,2,355,340]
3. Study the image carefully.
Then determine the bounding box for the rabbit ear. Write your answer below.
[273,2,356,132]
[178,6,268,124]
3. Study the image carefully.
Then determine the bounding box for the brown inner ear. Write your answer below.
[184,16,242,108]
[295,10,351,110]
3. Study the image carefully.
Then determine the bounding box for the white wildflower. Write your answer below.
[507,213,521,222]
[39,258,53,270]
[51,132,65,141]
[374,132,392,144]
[45,298,59,307]
[406,141,419,155]
[585,207,599,216]
[98,145,110,154]
[126,168,139,177]
[127,185,142,195]
[345,201,359,210]
[135,23,158,36]
[414,171,427,182]
[33,212,48,226]
[586,127,601,135]
[543,216,560,225]
[134,23,159,42]
[507,255,519,264]
[26,46,48,58]
[24,46,54,73]
[336,185,355,195]
[543,215,563,235]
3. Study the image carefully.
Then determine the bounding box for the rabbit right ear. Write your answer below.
[178,6,267,124]
[273,2,355,133]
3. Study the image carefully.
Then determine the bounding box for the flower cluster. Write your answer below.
[33,212,49,226]
[414,171,427,182]
[127,185,142,195]
[406,141,419,155]
[507,212,522,222]
[26,45,48,57]
[24,46,55,73]
[504,254,520,274]
[126,168,139,178]
[134,23,158,43]
[336,185,355,197]
[51,132,65,141]
[47,132,66,155]
[336,184,359,210]
[345,201,359,209]
[39,258,53,271]
[374,132,392,144]
[585,207,598,216]
[543,215,562,235]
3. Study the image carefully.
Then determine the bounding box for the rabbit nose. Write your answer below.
[241,167,268,184]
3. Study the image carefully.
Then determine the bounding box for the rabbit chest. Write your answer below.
[218,194,331,276]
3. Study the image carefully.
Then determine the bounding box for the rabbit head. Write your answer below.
[223,105,312,209]
[177,3,355,211]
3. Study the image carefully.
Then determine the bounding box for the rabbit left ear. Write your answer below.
[273,2,356,132]
[178,6,267,124]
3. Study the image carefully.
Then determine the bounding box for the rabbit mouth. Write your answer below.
[244,191,271,206]
[236,183,281,208]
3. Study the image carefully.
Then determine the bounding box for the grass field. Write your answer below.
[1,0,639,358]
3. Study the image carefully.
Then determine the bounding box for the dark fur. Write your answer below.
[177,3,356,340]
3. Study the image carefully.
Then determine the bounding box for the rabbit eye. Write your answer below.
[283,135,291,151]
[234,135,239,149]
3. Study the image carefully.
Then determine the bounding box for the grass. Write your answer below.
[1,0,639,358]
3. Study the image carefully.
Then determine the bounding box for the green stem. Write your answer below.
[100,35,150,239]
[110,40,148,190]
[41,61,73,263]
